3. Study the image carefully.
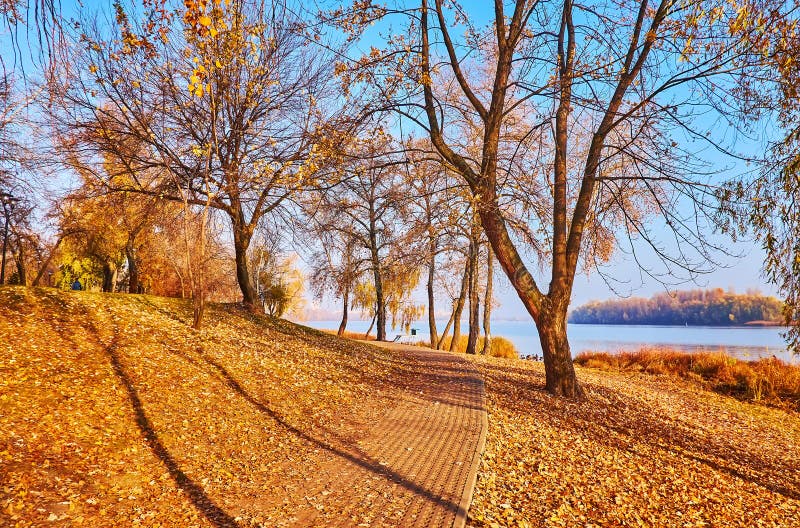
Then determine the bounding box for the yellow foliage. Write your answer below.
[435,334,519,359]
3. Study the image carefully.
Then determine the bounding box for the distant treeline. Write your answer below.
[569,289,783,326]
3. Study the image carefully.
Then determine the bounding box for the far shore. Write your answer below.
[568,320,789,328]
[743,320,787,327]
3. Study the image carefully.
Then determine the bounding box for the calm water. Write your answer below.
[305,319,798,364]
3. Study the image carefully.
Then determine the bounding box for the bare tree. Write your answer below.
[404,141,463,347]
[338,0,790,397]
[312,132,419,341]
[308,218,366,336]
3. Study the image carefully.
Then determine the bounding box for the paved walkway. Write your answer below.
[288,343,487,528]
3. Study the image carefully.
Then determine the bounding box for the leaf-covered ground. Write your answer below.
[467,355,800,528]
[0,287,424,527]
[4,286,800,528]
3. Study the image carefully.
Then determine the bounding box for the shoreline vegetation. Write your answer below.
[575,348,800,412]
[435,335,518,359]
[320,328,377,341]
[321,328,520,359]
[570,288,784,326]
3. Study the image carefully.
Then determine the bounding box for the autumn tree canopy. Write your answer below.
[51,0,360,311]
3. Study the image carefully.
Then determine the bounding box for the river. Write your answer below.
[304,319,798,364]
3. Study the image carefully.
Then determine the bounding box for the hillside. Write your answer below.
[0,287,426,527]
[3,287,800,527]
[569,289,783,326]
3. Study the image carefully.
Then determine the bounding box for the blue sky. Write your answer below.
[2,1,782,321]
[310,1,784,319]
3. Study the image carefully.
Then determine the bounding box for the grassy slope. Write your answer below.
[468,356,800,528]
[0,287,420,527]
[3,287,800,528]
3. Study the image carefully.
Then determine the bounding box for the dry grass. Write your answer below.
[484,336,518,359]
[324,328,519,358]
[435,335,519,359]
[320,328,377,341]
[575,347,800,410]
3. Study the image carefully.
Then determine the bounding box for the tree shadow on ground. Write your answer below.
[69,312,242,528]
[318,347,487,412]
[130,296,194,326]
[479,360,800,501]
[103,335,240,527]
[72,297,480,522]
[186,347,465,517]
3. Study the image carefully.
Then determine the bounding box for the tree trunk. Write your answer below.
[32,236,63,286]
[449,255,470,353]
[481,246,494,355]
[478,203,583,398]
[427,253,438,348]
[536,308,584,398]
[0,211,8,285]
[232,226,260,312]
[370,244,386,341]
[364,313,376,339]
[101,261,115,292]
[466,232,480,355]
[175,267,185,298]
[126,239,140,294]
[337,286,349,337]
[191,236,205,329]
[14,235,26,285]
[193,296,205,329]
[375,278,386,341]
[436,304,456,349]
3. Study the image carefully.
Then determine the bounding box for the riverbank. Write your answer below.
[575,348,800,412]
[467,354,800,527]
[307,319,796,363]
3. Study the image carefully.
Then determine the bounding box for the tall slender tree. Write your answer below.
[481,244,495,355]
[405,142,460,348]
[308,224,366,336]
[313,133,414,341]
